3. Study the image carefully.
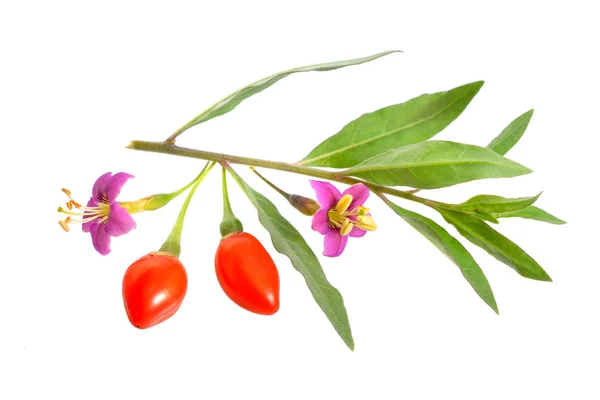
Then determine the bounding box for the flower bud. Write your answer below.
[289,194,321,216]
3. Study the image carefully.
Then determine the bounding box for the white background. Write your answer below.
[1,1,599,399]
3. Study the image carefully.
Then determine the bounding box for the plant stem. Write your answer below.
[127,140,437,206]
[128,140,336,179]
[219,167,244,237]
[169,170,206,198]
[159,161,216,257]
[250,167,292,199]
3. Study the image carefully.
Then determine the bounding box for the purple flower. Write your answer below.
[58,172,136,255]
[310,180,377,257]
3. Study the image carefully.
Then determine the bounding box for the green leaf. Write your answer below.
[226,167,354,350]
[301,81,484,168]
[436,208,552,281]
[456,193,541,214]
[492,206,567,225]
[380,196,498,314]
[487,109,534,155]
[343,140,532,189]
[471,210,500,224]
[173,50,401,137]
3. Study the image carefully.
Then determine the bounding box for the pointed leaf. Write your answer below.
[380,196,498,313]
[457,193,541,214]
[301,81,484,168]
[487,109,534,155]
[173,50,401,137]
[343,141,532,189]
[471,210,500,224]
[492,206,566,225]
[436,208,552,281]
[226,167,354,350]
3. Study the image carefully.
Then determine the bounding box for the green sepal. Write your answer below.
[120,170,212,215]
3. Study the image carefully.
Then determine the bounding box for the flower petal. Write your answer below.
[104,172,134,204]
[323,229,348,257]
[82,197,98,233]
[349,226,367,238]
[104,202,137,237]
[342,183,370,210]
[92,172,112,202]
[90,223,111,255]
[311,209,331,234]
[309,180,341,209]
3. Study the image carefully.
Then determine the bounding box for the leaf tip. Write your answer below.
[486,297,499,315]
[521,165,534,175]
[346,339,355,351]
[472,80,485,90]
[537,271,553,282]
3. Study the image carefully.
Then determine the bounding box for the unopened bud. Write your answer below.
[289,195,321,216]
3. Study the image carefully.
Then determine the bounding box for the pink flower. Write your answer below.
[310,181,377,257]
[58,172,136,255]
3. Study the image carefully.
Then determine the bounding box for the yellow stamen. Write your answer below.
[340,218,353,236]
[356,215,377,231]
[57,188,110,232]
[327,195,377,235]
[58,217,71,232]
[335,194,353,214]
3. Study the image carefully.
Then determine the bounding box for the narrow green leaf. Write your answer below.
[487,109,534,155]
[471,210,500,224]
[457,193,542,214]
[492,206,567,225]
[380,196,498,314]
[174,50,401,136]
[226,167,354,350]
[301,81,484,168]
[436,208,552,281]
[343,141,532,189]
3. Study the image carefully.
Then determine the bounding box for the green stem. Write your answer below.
[127,140,438,206]
[159,161,216,257]
[169,170,205,198]
[250,167,292,199]
[128,140,336,179]
[219,167,244,237]
[221,168,235,218]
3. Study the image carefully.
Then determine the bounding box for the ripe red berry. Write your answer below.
[215,232,280,315]
[122,252,188,329]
